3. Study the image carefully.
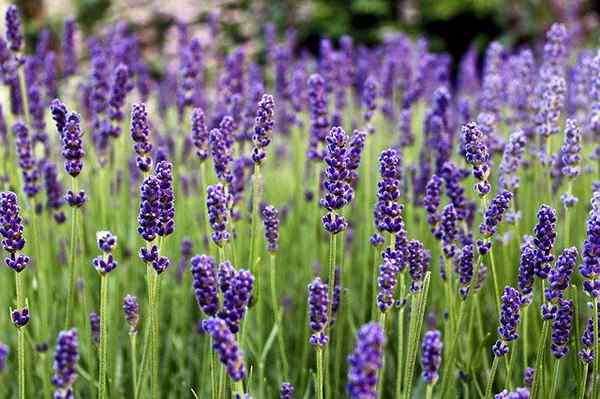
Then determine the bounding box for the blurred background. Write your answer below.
[11,0,600,79]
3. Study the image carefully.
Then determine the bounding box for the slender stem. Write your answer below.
[270,254,289,377]
[505,354,512,391]
[489,248,500,315]
[324,231,337,399]
[550,359,560,399]
[65,177,79,329]
[134,320,151,399]
[316,348,324,399]
[578,363,588,399]
[98,274,109,399]
[531,320,550,398]
[151,271,161,399]
[200,163,212,253]
[130,333,138,398]
[395,274,406,399]
[376,312,386,399]
[17,66,31,127]
[15,271,25,399]
[233,380,244,398]
[593,297,599,399]
[485,356,499,399]
[249,164,261,298]
[210,347,216,399]
[523,306,529,371]
[426,384,434,399]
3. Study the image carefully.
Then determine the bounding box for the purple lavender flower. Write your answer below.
[457,243,474,298]
[321,127,353,234]
[5,5,22,52]
[130,103,153,172]
[42,161,65,223]
[307,74,329,161]
[91,231,118,274]
[251,94,275,164]
[440,204,458,258]
[545,247,577,304]
[532,205,557,279]
[13,122,40,198]
[346,130,366,188]
[308,277,329,347]
[52,329,79,399]
[494,388,530,399]
[202,317,246,381]
[191,108,208,161]
[0,191,29,272]
[191,255,219,317]
[581,192,600,298]
[261,204,279,253]
[0,342,8,371]
[177,38,203,120]
[209,125,233,183]
[362,76,377,130]
[560,119,582,178]
[376,249,402,313]
[421,330,443,384]
[407,239,430,292]
[440,162,467,222]
[517,237,536,298]
[480,190,513,237]
[137,174,160,243]
[60,111,85,178]
[498,130,527,192]
[155,161,175,237]
[11,308,29,327]
[62,19,77,77]
[346,322,385,398]
[108,63,129,137]
[374,149,404,234]
[462,121,491,196]
[280,382,294,399]
[123,294,139,333]
[550,298,573,359]
[523,367,534,387]
[492,286,521,357]
[207,184,231,247]
[89,312,100,344]
[424,174,443,238]
[219,269,254,334]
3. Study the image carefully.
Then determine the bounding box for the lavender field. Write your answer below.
[0,2,599,398]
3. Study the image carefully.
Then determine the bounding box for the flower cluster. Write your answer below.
[191,255,219,317]
[52,329,79,399]
[0,191,29,272]
[91,231,118,274]
[462,121,491,196]
[130,102,153,172]
[407,239,430,292]
[376,249,402,312]
[280,382,294,399]
[218,269,254,334]
[492,286,522,357]
[532,205,557,279]
[251,94,275,164]
[421,330,443,384]
[308,277,329,347]
[306,74,329,161]
[207,184,231,247]
[202,317,246,381]
[191,108,209,161]
[550,299,573,359]
[261,204,280,253]
[374,149,404,235]
[581,192,600,298]
[123,294,139,333]
[480,190,513,238]
[346,322,385,398]
[423,174,443,238]
[13,122,40,198]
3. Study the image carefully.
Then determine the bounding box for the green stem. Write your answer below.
[426,384,434,399]
[578,363,588,399]
[489,247,500,315]
[15,271,25,399]
[316,348,324,399]
[485,356,499,399]
[593,297,599,399]
[151,271,161,399]
[98,274,109,399]
[248,164,261,299]
[130,333,138,398]
[65,177,79,329]
[233,380,244,398]
[270,254,289,377]
[134,320,150,399]
[549,359,560,399]
[531,320,550,398]
[395,274,406,399]
[376,312,386,399]
[324,231,337,399]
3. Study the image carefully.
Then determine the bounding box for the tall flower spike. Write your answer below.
[108,63,129,137]
[89,312,100,344]
[532,205,557,279]
[251,94,275,164]
[374,149,404,234]
[190,255,219,317]
[480,190,513,237]
[440,204,458,258]
[347,322,385,398]
[362,76,378,131]
[155,161,175,237]
[407,239,431,292]
[209,126,233,183]
[346,130,366,188]
[550,298,573,359]
[206,184,231,247]
[498,130,527,192]
[424,174,444,238]
[137,174,160,243]
[123,294,139,333]
[308,277,329,347]
[517,236,536,299]
[545,247,577,304]
[421,330,443,384]
[219,269,254,334]
[5,5,23,53]
[306,73,329,161]
[280,382,294,399]
[191,108,209,161]
[52,329,79,399]
[494,388,531,399]
[91,231,118,275]
[130,103,153,172]
[13,122,40,198]
[61,111,85,178]
[62,19,77,77]
[560,119,582,208]
[320,126,353,234]
[0,191,29,272]
[261,204,280,253]
[581,192,600,298]
[462,121,491,196]
[202,317,246,381]
[376,249,402,312]
[492,286,522,357]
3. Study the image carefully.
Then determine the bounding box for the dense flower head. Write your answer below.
[155,161,175,237]
[42,161,65,222]
[374,149,404,234]
[11,307,29,327]
[52,329,79,398]
[321,126,353,234]
[581,192,600,297]
[108,63,129,132]
[280,382,294,399]
[440,161,468,221]
[307,73,329,161]
[61,111,85,177]
[494,388,530,399]
[532,205,557,279]
[218,261,235,294]
[308,277,329,347]
[440,204,458,258]
[13,122,40,198]
[251,94,275,164]
[191,108,209,161]
[421,330,443,385]
[0,191,29,272]
[462,121,491,196]
[480,190,513,237]
[219,269,254,333]
[89,312,100,344]
[376,249,402,312]
[130,102,153,172]
[518,237,536,297]
[191,255,219,317]
[123,294,139,333]
[5,5,23,52]
[560,118,582,178]
[346,322,385,398]
[92,251,117,275]
[498,130,527,192]
[207,184,231,247]
[579,302,600,363]
[550,298,573,359]
[346,130,366,187]
[209,126,233,183]
[545,247,577,303]
[62,19,77,77]
[362,75,378,126]
[202,317,246,381]
[137,174,160,242]
[457,243,474,298]
[493,286,521,357]
[407,239,430,292]
[261,204,280,253]
[424,174,443,237]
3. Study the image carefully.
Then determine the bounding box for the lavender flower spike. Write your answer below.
[374,149,404,234]
[155,161,175,237]
[130,103,153,173]
[532,204,557,279]
[308,277,329,347]
[0,191,29,272]
[0,342,8,372]
[462,121,491,196]
[52,329,79,399]
[494,388,530,399]
[251,94,275,164]
[560,119,582,208]
[280,382,294,399]
[91,231,118,275]
[480,190,513,238]
[219,269,254,334]
[261,204,280,253]
[346,322,385,398]
[492,286,522,357]
[202,317,246,381]
[190,255,219,317]
[551,299,573,359]
[421,330,443,384]
[191,108,209,161]
[581,192,600,298]
[62,19,78,77]
[5,5,23,52]
[123,294,139,333]
[206,184,231,247]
